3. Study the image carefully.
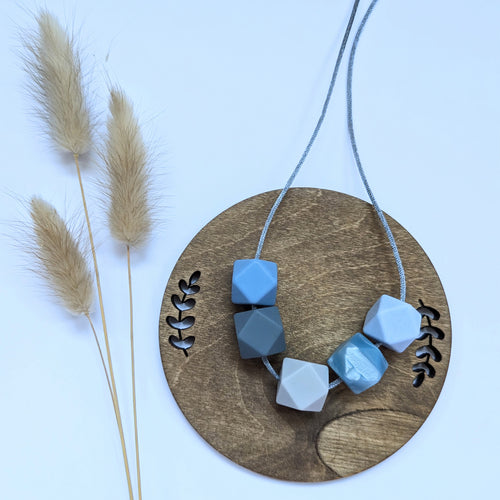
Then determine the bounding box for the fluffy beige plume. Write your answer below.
[23,10,92,154]
[104,88,153,247]
[103,88,154,500]
[29,197,94,315]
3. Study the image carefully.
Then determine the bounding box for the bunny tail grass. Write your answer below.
[29,197,135,500]
[23,10,93,155]
[104,88,153,247]
[29,197,93,315]
[103,88,155,500]
[22,11,135,500]
[127,245,142,500]
[73,157,136,500]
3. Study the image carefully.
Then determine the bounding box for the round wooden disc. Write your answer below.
[159,188,451,482]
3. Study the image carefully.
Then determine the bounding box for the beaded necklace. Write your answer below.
[230,0,422,412]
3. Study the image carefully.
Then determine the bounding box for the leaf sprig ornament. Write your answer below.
[167,271,201,356]
[412,302,445,388]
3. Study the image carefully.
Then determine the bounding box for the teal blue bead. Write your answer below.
[233,306,286,359]
[363,294,422,353]
[232,259,278,306]
[327,333,388,394]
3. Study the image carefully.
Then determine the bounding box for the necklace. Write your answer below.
[230,0,422,412]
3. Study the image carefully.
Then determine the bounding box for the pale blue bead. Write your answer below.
[233,306,286,359]
[276,358,329,412]
[231,259,278,306]
[327,333,388,394]
[363,294,422,353]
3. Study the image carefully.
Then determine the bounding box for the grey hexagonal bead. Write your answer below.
[276,358,329,412]
[363,294,422,353]
[233,306,286,359]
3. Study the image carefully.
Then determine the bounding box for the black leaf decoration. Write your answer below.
[417,305,440,321]
[169,335,195,351]
[167,271,201,356]
[412,299,444,387]
[172,295,196,312]
[417,325,445,341]
[416,344,442,362]
[166,316,195,330]
[412,361,436,378]
[179,279,200,295]
[189,271,201,285]
[412,371,426,388]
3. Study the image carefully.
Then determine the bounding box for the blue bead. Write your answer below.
[363,294,422,353]
[231,259,278,306]
[327,333,388,394]
[276,358,329,412]
[233,306,286,359]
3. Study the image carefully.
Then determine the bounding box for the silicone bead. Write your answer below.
[233,306,286,359]
[276,358,329,412]
[231,259,278,306]
[327,333,388,394]
[363,294,422,353]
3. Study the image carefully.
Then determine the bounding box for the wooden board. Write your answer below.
[158,188,451,482]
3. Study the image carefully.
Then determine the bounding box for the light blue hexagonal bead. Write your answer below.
[233,306,286,359]
[231,259,278,306]
[363,294,422,353]
[327,333,388,394]
[276,358,329,412]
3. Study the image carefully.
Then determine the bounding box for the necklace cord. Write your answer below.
[254,0,361,260]
[258,0,361,383]
[347,0,407,302]
[258,0,406,385]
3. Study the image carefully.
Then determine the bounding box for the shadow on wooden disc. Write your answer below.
[158,188,451,482]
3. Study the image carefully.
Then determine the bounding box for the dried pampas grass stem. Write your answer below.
[23,10,93,155]
[103,88,155,500]
[127,245,142,500]
[23,11,134,499]
[21,11,143,500]
[74,154,135,500]
[30,196,112,423]
[29,196,134,499]
[86,312,113,398]
[29,196,93,315]
[105,88,153,248]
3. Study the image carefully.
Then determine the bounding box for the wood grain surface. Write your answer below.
[158,188,451,482]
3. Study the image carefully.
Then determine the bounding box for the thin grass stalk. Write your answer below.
[127,245,142,500]
[74,154,135,500]
[28,196,132,497]
[24,11,135,499]
[85,314,113,403]
[102,89,154,500]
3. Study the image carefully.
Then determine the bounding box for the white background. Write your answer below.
[0,0,498,499]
